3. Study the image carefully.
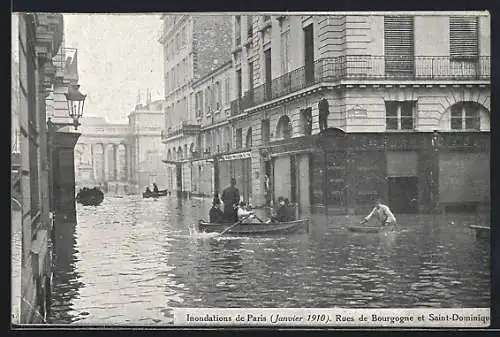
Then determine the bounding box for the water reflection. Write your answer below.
[48,195,490,325]
[49,221,84,323]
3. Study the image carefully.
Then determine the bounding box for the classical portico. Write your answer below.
[73,117,131,193]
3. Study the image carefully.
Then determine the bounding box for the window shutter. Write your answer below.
[384,16,414,74]
[450,16,478,60]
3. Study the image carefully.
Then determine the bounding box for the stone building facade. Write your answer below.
[228,13,490,214]
[11,12,81,323]
[159,14,232,195]
[73,98,167,194]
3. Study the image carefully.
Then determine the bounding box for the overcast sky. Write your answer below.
[64,14,164,123]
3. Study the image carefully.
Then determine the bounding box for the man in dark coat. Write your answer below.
[318,97,330,132]
[209,196,224,223]
[221,178,240,222]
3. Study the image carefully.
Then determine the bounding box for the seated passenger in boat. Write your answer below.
[284,198,296,221]
[360,199,397,226]
[237,201,255,224]
[267,197,288,223]
[145,186,152,194]
[209,196,224,223]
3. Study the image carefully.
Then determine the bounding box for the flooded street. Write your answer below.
[48,195,490,325]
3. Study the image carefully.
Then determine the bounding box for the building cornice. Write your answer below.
[34,13,64,65]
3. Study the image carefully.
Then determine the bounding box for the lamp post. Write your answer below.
[47,84,87,214]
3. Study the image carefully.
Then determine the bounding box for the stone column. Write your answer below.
[104,143,110,182]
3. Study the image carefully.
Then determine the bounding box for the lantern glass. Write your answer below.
[64,84,86,126]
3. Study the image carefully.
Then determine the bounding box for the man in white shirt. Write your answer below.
[360,199,397,226]
[237,201,255,223]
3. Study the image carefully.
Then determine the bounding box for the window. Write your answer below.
[181,27,186,47]
[205,87,211,114]
[236,128,243,148]
[215,81,222,110]
[261,119,270,143]
[384,16,414,75]
[385,101,416,130]
[264,15,271,22]
[247,15,253,38]
[451,102,480,130]
[175,33,180,51]
[236,69,242,98]
[195,91,202,117]
[235,16,241,46]
[450,16,479,60]
[224,77,230,104]
[280,21,290,74]
[246,128,253,148]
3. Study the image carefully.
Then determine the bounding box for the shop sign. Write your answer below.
[347,105,368,119]
[220,151,252,161]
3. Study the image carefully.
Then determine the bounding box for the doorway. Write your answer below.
[388,176,418,213]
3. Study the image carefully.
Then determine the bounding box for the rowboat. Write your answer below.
[142,189,170,198]
[347,225,394,233]
[469,225,490,240]
[198,218,310,235]
[76,187,104,206]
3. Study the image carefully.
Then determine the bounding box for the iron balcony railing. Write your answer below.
[53,47,78,80]
[164,121,201,139]
[229,55,490,115]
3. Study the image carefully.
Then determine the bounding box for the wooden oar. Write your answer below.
[218,214,251,236]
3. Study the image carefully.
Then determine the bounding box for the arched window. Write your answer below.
[167,149,172,161]
[245,128,253,148]
[276,115,292,139]
[450,102,480,130]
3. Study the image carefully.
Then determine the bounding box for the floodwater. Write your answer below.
[47,195,490,325]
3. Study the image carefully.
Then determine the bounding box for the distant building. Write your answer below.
[73,98,167,194]
[128,98,168,192]
[159,14,232,196]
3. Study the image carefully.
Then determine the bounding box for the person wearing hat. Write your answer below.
[318,96,330,132]
[209,195,224,223]
[221,178,240,222]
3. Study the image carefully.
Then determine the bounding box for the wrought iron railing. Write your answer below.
[52,48,78,80]
[164,121,201,139]
[229,56,490,115]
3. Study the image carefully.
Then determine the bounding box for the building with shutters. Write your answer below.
[228,13,490,215]
[159,14,232,196]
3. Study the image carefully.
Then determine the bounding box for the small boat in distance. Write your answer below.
[142,189,170,198]
[198,219,310,235]
[76,187,105,206]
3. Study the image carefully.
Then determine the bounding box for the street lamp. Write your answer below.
[47,84,87,131]
[47,83,87,216]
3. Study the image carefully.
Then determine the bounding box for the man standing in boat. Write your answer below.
[221,178,240,222]
[152,182,159,194]
[360,199,397,227]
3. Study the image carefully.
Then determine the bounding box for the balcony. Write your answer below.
[163,121,201,139]
[231,56,490,113]
[53,47,78,83]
